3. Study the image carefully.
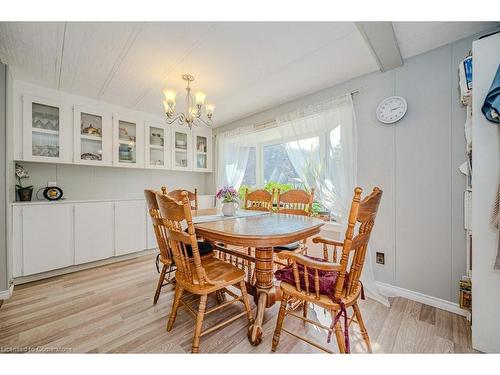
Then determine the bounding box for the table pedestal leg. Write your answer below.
[248,246,274,346]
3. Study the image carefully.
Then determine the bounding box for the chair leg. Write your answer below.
[272,293,289,352]
[215,289,226,304]
[154,264,168,305]
[166,285,184,332]
[192,294,208,354]
[353,303,371,353]
[239,281,254,324]
[303,301,309,319]
[333,316,346,354]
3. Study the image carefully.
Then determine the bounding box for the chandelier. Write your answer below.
[162,74,214,128]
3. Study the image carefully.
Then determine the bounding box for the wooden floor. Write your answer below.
[0,254,474,353]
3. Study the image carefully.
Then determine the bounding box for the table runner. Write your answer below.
[193,210,269,224]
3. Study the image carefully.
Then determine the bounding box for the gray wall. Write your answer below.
[17,162,208,201]
[213,33,494,303]
[1,61,7,292]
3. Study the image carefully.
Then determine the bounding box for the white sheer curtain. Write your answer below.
[215,125,254,192]
[276,94,389,307]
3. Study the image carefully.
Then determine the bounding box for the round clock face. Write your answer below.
[376,96,407,124]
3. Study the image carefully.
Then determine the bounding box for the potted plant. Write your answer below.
[216,186,239,217]
[15,163,33,201]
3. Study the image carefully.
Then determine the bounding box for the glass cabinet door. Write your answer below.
[74,107,112,166]
[117,120,137,164]
[172,129,191,170]
[31,102,60,159]
[79,112,103,161]
[146,123,168,168]
[192,128,212,172]
[195,135,208,169]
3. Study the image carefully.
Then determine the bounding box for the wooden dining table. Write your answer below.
[192,208,324,346]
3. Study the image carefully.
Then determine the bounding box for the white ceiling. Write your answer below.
[0,21,498,127]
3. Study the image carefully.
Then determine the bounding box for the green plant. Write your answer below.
[263,181,294,194]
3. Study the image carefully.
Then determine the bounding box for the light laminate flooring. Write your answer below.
[0,254,474,354]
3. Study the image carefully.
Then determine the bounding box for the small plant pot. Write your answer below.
[221,202,238,217]
[17,187,33,202]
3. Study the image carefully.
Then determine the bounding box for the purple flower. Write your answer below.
[216,186,239,203]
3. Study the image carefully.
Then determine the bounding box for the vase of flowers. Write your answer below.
[216,186,239,217]
[15,163,33,201]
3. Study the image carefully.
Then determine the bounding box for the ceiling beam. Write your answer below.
[355,22,403,72]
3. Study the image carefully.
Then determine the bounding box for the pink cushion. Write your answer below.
[275,255,347,296]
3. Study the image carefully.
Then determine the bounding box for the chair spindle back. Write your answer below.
[244,188,274,212]
[155,191,207,286]
[334,187,382,299]
[276,189,315,216]
[167,187,198,210]
[144,189,172,264]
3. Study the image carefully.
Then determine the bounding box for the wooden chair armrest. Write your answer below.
[276,251,342,272]
[312,236,344,247]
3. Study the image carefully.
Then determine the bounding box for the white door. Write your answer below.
[114,201,147,256]
[73,106,113,166]
[171,125,192,171]
[22,204,73,275]
[12,206,23,277]
[22,95,71,163]
[74,202,114,264]
[192,127,212,172]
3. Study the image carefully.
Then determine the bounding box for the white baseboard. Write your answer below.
[376,281,467,317]
[0,282,14,300]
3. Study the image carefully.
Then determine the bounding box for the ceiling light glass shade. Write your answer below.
[163,89,177,104]
[194,92,207,106]
[205,103,215,115]
[163,100,172,112]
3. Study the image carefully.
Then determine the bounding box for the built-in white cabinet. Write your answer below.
[171,125,192,171]
[11,196,214,278]
[15,84,212,172]
[21,204,74,275]
[145,121,170,169]
[114,201,147,256]
[74,202,114,264]
[113,115,144,168]
[22,95,71,163]
[73,106,113,166]
[192,127,212,172]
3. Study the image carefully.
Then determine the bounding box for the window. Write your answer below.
[263,143,300,186]
[241,147,257,186]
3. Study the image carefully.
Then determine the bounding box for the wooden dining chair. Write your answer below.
[165,187,198,210]
[274,188,315,253]
[276,188,315,216]
[271,187,383,354]
[155,191,254,353]
[145,189,176,305]
[243,188,275,212]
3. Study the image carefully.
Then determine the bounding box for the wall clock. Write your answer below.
[376,96,408,124]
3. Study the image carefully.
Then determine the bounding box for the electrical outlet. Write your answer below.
[376,252,385,265]
[47,181,57,187]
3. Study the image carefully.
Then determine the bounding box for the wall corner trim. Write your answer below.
[376,281,467,317]
[0,281,14,300]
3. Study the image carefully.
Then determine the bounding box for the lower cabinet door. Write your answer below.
[114,201,147,256]
[22,204,73,275]
[74,202,114,264]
